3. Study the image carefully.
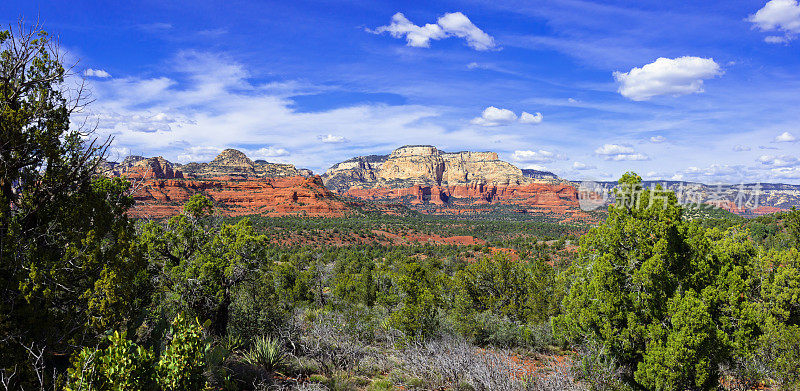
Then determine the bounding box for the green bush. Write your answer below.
[242,336,286,373]
[65,331,156,391]
[156,314,208,391]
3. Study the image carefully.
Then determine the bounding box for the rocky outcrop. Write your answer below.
[177,149,312,179]
[128,175,351,218]
[522,168,558,180]
[104,150,350,218]
[345,182,579,209]
[323,145,583,219]
[323,145,556,193]
[104,156,184,179]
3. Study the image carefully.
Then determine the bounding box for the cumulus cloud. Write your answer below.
[595,144,649,161]
[595,144,634,155]
[733,144,752,151]
[84,68,111,78]
[519,111,543,124]
[572,161,596,170]
[71,50,488,171]
[650,135,666,143]
[176,146,224,162]
[758,154,799,167]
[748,0,800,43]
[613,56,722,101]
[471,107,542,126]
[370,12,496,50]
[770,167,800,179]
[471,106,517,126]
[251,146,290,159]
[774,131,797,142]
[436,12,496,50]
[511,149,566,163]
[317,134,348,143]
[673,164,751,183]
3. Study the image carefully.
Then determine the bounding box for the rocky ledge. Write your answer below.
[128,175,351,219]
[322,145,583,219]
[105,150,350,218]
[322,145,558,193]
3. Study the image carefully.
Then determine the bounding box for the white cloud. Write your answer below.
[519,111,543,124]
[774,131,797,142]
[512,149,566,163]
[758,154,799,167]
[436,12,497,51]
[613,56,722,101]
[605,153,649,161]
[765,35,792,43]
[370,12,496,51]
[84,68,111,78]
[251,146,290,159]
[176,146,223,162]
[595,144,634,155]
[317,134,348,143]
[733,144,752,151]
[650,135,666,143]
[770,167,800,179]
[72,51,494,172]
[748,0,800,43]
[470,107,543,126]
[672,164,755,184]
[369,13,446,48]
[594,143,649,161]
[471,106,517,126]
[572,161,595,170]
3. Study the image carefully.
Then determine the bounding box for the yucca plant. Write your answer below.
[242,336,286,373]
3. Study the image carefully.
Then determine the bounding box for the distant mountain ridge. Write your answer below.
[103,150,347,218]
[103,148,312,179]
[321,145,585,221]
[99,147,800,219]
[322,145,563,193]
[585,180,800,215]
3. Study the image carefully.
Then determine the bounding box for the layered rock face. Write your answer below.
[104,156,184,179]
[128,175,350,219]
[323,145,552,192]
[107,150,349,218]
[323,145,581,216]
[177,149,312,179]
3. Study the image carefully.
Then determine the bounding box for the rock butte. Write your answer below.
[322,145,584,217]
[103,150,349,218]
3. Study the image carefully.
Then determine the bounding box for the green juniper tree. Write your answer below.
[556,172,761,390]
[0,20,148,389]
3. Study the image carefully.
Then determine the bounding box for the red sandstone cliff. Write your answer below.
[128,175,350,218]
[345,182,580,212]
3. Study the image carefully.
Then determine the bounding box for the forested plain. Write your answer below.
[3,23,800,391]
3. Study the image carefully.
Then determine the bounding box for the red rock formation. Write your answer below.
[344,182,580,212]
[127,175,351,219]
[120,157,184,179]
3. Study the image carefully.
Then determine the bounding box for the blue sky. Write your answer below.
[4,0,800,183]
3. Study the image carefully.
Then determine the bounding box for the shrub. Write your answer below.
[156,314,208,391]
[242,336,286,373]
[65,331,156,391]
[400,336,583,391]
[299,312,368,376]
